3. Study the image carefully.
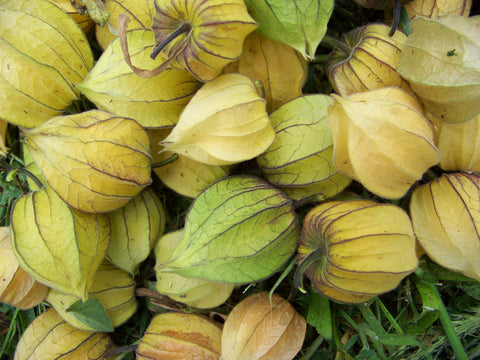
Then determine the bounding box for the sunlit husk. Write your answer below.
[328,87,440,199]
[161,74,274,166]
[77,29,200,128]
[46,261,137,330]
[107,187,166,275]
[10,186,110,301]
[155,230,235,309]
[429,112,480,172]
[410,172,480,281]
[150,128,230,198]
[14,308,115,360]
[48,0,95,33]
[397,15,480,124]
[296,200,418,304]
[257,95,351,203]
[151,0,258,81]
[404,0,472,20]
[0,227,48,310]
[0,0,93,128]
[325,23,410,97]
[221,292,306,360]
[136,312,222,360]
[95,0,155,50]
[24,110,152,213]
[224,31,308,113]
[157,176,299,284]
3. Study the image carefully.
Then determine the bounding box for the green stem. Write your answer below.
[0,308,19,357]
[375,298,404,335]
[269,255,297,301]
[414,268,468,360]
[321,35,352,56]
[297,334,324,360]
[151,154,178,169]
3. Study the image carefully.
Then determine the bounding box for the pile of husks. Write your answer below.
[1,0,479,359]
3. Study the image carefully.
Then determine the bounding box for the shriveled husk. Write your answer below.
[149,0,258,81]
[160,73,274,166]
[429,112,480,172]
[24,110,152,213]
[257,95,351,204]
[221,292,306,360]
[46,261,137,331]
[95,0,155,50]
[10,186,110,301]
[14,308,115,360]
[0,227,48,310]
[0,0,93,128]
[224,31,308,113]
[48,0,95,33]
[296,200,418,304]
[150,128,230,198]
[136,312,222,360]
[77,29,200,128]
[325,23,410,97]
[410,172,480,281]
[155,230,234,309]
[107,187,166,275]
[328,87,440,199]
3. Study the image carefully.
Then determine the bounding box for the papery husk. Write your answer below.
[77,29,200,128]
[157,176,299,284]
[404,0,472,20]
[325,23,411,97]
[48,0,95,33]
[136,312,222,360]
[429,112,480,172]
[46,261,137,331]
[0,119,7,157]
[150,128,230,198]
[107,187,166,275]
[24,109,152,213]
[257,95,351,204]
[0,227,48,310]
[10,186,110,301]
[14,308,115,360]
[160,73,274,166]
[410,172,480,281]
[296,200,418,304]
[149,0,258,81]
[155,230,234,309]
[22,144,46,191]
[328,87,440,199]
[397,15,480,124]
[95,0,155,50]
[224,31,308,113]
[221,292,306,360]
[0,0,93,128]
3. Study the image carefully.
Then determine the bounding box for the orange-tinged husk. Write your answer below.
[24,110,152,213]
[221,292,306,360]
[136,312,222,360]
[328,87,440,199]
[325,23,411,97]
[429,112,480,172]
[14,308,115,360]
[0,119,7,157]
[296,200,418,304]
[48,0,95,33]
[0,227,48,310]
[410,172,480,281]
[224,31,308,113]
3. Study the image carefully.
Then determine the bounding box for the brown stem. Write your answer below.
[389,0,401,36]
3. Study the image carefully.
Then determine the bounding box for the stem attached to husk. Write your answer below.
[294,246,327,293]
[151,153,178,169]
[150,22,192,60]
[321,35,352,56]
[388,0,401,36]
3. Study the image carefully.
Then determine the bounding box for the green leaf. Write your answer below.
[66,298,114,332]
[306,292,332,340]
[81,0,109,27]
[244,0,334,60]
